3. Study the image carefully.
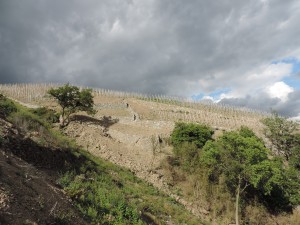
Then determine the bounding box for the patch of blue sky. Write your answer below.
[272,57,300,89]
[282,77,300,89]
[191,93,204,100]
[192,88,231,101]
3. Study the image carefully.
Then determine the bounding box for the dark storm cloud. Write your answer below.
[0,0,300,115]
[219,94,280,113]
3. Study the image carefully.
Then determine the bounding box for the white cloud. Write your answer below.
[208,62,293,102]
[246,63,292,83]
[290,113,300,122]
[202,95,214,101]
[266,81,294,101]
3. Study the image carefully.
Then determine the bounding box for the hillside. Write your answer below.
[0,117,88,225]
[0,90,207,224]
[1,84,299,224]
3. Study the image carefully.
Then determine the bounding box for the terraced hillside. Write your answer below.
[4,83,297,225]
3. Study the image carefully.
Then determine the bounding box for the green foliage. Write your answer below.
[290,145,300,170]
[10,110,47,131]
[48,84,95,126]
[239,126,261,140]
[0,94,17,118]
[286,133,300,171]
[58,156,203,225]
[201,127,300,213]
[173,142,199,171]
[30,107,59,123]
[262,113,298,160]
[171,122,213,149]
[170,122,213,172]
[202,128,269,187]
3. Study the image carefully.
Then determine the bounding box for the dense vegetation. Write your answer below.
[169,121,300,224]
[0,94,206,225]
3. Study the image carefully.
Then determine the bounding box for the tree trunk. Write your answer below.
[235,175,241,225]
[60,107,65,127]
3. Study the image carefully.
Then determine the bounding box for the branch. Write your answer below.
[241,182,250,193]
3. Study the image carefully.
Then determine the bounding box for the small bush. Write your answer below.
[10,111,47,133]
[0,94,17,118]
[173,142,199,171]
[171,122,213,149]
[30,107,59,123]
[170,122,213,171]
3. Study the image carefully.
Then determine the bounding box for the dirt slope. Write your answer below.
[0,118,88,225]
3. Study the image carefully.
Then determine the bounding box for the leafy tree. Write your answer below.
[171,122,213,148]
[250,159,300,209]
[262,113,298,160]
[48,84,95,127]
[201,127,299,225]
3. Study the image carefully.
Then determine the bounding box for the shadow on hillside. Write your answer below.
[3,133,94,173]
[72,115,119,131]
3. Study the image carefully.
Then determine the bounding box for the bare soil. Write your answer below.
[0,118,88,225]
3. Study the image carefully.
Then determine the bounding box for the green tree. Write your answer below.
[48,84,95,127]
[262,113,298,160]
[249,158,300,209]
[171,122,213,149]
[201,127,272,225]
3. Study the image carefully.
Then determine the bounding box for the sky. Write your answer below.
[0,0,300,119]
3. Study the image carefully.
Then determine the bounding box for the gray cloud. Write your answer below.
[219,90,300,117]
[0,0,300,116]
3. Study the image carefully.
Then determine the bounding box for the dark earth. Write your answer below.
[0,118,88,225]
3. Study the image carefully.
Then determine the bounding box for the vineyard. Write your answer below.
[0,83,269,133]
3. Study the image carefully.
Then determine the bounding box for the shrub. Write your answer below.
[30,107,59,123]
[171,122,213,149]
[0,94,17,118]
[173,142,199,171]
[10,111,46,133]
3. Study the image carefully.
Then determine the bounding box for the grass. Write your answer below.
[58,148,205,224]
